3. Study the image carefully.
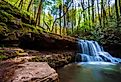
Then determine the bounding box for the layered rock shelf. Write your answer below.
[0,62,59,82]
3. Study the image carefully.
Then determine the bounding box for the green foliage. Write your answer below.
[0,0,121,46]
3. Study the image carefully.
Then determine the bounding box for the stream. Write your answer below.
[57,62,121,82]
[57,40,121,82]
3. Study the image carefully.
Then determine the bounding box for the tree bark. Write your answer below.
[35,0,43,26]
[108,0,111,17]
[27,0,34,11]
[59,5,62,35]
[91,0,94,24]
[88,0,91,28]
[115,0,119,26]
[119,0,121,15]
[97,0,101,27]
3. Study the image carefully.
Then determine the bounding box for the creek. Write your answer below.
[57,40,121,82]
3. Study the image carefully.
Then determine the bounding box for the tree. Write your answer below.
[119,0,121,15]
[59,4,62,35]
[108,0,111,17]
[18,0,24,9]
[35,0,43,26]
[97,0,101,27]
[88,0,91,28]
[91,0,95,24]
[115,0,119,26]
[27,0,34,11]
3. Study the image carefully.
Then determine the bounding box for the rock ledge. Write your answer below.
[9,62,59,82]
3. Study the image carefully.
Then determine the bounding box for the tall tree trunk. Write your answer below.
[81,0,86,32]
[63,0,66,35]
[97,0,101,27]
[35,0,43,26]
[115,0,119,26]
[71,1,74,33]
[119,0,121,15]
[59,5,62,35]
[101,0,104,27]
[108,0,111,17]
[88,0,91,28]
[102,1,107,27]
[91,0,94,24]
[81,0,85,22]
[27,0,34,11]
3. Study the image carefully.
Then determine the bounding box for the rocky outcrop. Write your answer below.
[28,51,75,68]
[0,62,59,82]
[19,32,78,50]
[0,47,28,61]
[0,48,76,67]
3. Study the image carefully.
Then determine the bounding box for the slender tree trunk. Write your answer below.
[119,0,121,15]
[35,0,43,26]
[27,0,34,11]
[18,0,23,7]
[115,0,119,26]
[59,5,62,35]
[43,12,45,27]
[101,0,104,27]
[66,10,69,28]
[63,0,66,35]
[81,0,85,22]
[97,0,101,27]
[88,0,91,28]
[18,0,24,9]
[91,0,94,24]
[34,7,37,18]
[14,0,19,6]
[55,23,57,34]
[102,1,107,27]
[81,0,86,32]
[108,0,111,17]
[71,1,75,33]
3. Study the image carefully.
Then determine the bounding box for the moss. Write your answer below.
[0,10,15,22]
[22,23,35,30]
[0,55,8,60]
[0,0,35,25]
[29,56,43,62]
[0,50,5,53]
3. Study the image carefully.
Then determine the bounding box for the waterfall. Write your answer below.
[77,40,121,63]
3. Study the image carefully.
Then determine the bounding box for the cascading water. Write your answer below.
[77,40,121,63]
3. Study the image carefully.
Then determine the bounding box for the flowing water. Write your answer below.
[77,40,121,63]
[57,40,121,82]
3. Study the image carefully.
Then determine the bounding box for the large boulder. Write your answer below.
[0,62,59,82]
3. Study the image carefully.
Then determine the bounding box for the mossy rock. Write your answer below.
[0,54,8,60]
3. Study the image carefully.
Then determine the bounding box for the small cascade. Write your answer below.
[77,40,121,63]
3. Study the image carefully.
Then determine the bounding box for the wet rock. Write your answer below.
[9,62,59,82]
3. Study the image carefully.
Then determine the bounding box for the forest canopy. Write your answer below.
[4,0,121,44]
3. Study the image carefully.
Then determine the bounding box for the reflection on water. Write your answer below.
[57,63,121,82]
